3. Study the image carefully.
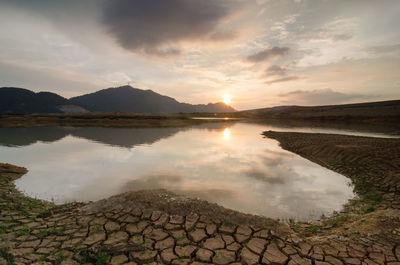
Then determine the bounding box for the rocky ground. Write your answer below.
[1,131,400,264]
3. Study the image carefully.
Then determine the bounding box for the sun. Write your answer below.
[222,95,232,105]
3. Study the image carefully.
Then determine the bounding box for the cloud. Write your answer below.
[265,65,286,76]
[279,88,368,105]
[333,33,353,42]
[266,76,301,84]
[365,44,400,55]
[246,46,290,63]
[208,31,237,42]
[101,0,236,56]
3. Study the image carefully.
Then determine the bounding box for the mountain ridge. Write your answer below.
[0,86,236,114]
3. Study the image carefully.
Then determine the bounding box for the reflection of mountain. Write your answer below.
[0,122,235,148]
[253,119,400,136]
[0,127,68,147]
[70,127,184,148]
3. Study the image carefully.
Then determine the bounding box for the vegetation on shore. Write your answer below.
[201,99,400,127]
[0,114,233,128]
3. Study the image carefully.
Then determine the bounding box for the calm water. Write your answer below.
[0,122,381,220]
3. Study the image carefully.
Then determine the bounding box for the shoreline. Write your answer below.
[1,130,400,264]
[0,114,233,128]
[262,131,400,239]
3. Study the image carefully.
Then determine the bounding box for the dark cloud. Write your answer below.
[279,88,368,105]
[265,65,286,76]
[266,76,300,85]
[101,0,235,55]
[264,64,301,84]
[247,47,290,63]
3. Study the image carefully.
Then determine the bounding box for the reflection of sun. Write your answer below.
[222,95,231,105]
[223,128,230,139]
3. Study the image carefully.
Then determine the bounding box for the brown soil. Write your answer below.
[263,131,400,242]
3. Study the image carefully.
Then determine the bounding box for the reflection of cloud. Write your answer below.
[279,190,323,218]
[262,155,286,168]
[278,88,368,105]
[121,174,184,192]
[245,169,285,185]
[246,47,290,63]
[121,173,240,205]
[177,188,238,203]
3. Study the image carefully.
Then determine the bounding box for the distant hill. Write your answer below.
[0,87,70,114]
[0,86,235,114]
[232,100,400,122]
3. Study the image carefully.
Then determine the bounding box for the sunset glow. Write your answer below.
[0,1,399,109]
[222,95,232,105]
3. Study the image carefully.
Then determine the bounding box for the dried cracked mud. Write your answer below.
[1,131,400,265]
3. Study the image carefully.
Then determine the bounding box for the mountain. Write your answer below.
[0,86,236,114]
[0,87,70,114]
[238,100,400,118]
[70,86,235,113]
[228,99,400,123]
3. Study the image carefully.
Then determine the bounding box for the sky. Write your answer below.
[0,0,399,110]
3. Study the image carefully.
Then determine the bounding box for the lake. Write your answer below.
[1,121,388,220]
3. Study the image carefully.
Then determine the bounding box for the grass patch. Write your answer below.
[38,227,61,237]
[363,192,383,203]
[79,250,110,265]
[326,214,350,227]
[353,175,373,194]
[0,248,14,265]
[363,205,375,213]
[306,225,321,233]
[57,250,64,259]
[0,226,7,234]
[16,225,30,236]
[0,203,10,211]
[96,253,110,265]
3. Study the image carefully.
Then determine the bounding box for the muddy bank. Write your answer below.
[263,131,400,240]
[83,190,283,230]
[262,131,400,204]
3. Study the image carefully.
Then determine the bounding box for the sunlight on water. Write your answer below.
[223,127,230,140]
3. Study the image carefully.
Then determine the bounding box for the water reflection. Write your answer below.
[223,128,230,140]
[0,124,236,148]
[0,122,358,220]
